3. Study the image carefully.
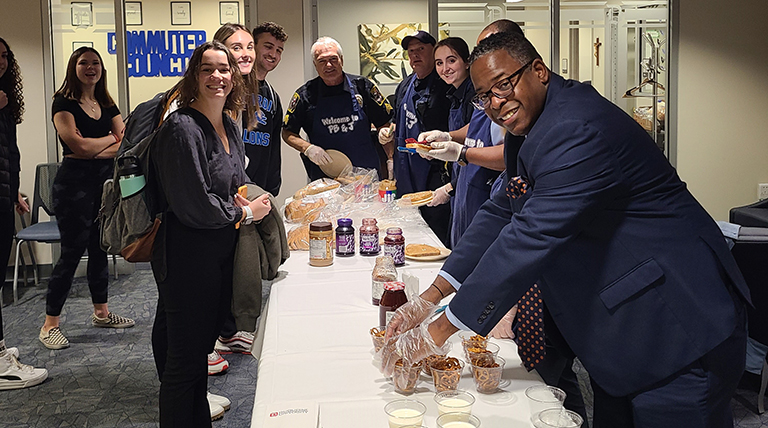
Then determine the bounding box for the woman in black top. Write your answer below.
[150,41,271,427]
[40,47,134,351]
[0,36,48,390]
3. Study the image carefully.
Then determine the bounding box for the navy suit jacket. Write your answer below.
[444,73,750,397]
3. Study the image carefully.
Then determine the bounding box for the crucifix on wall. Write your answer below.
[594,38,602,66]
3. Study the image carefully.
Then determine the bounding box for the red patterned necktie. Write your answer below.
[516,284,545,371]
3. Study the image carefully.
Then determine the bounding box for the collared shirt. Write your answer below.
[283,73,393,136]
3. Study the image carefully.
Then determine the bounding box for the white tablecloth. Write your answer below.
[251,208,545,428]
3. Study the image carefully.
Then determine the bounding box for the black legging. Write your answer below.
[46,158,112,316]
[151,212,235,428]
[0,205,15,342]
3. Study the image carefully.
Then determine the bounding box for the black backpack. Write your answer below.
[99,91,171,262]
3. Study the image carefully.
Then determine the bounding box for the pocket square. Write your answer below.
[506,176,530,199]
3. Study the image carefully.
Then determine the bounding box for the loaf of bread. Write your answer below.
[293,178,340,199]
[284,198,326,223]
[287,224,310,250]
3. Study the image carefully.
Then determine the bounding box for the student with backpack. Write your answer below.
[149,41,271,427]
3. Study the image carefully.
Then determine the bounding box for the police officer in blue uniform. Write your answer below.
[379,30,452,246]
[283,37,393,181]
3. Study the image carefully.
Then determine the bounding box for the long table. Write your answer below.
[251,209,545,427]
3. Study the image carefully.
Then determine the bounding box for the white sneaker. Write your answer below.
[0,352,48,390]
[215,331,254,354]
[207,392,231,411]
[207,350,229,375]
[5,347,19,359]
[209,401,225,421]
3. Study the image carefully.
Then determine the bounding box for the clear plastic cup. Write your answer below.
[430,358,465,392]
[384,399,427,428]
[535,408,584,428]
[465,342,500,366]
[525,385,566,422]
[470,355,505,394]
[459,332,488,352]
[392,360,422,395]
[434,390,475,415]
[436,412,482,428]
[370,326,386,353]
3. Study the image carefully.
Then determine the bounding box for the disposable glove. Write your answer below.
[488,305,517,339]
[418,130,451,143]
[378,126,394,145]
[379,322,451,377]
[427,141,463,162]
[384,295,437,340]
[427,183,452,207]
[304,144,332,165]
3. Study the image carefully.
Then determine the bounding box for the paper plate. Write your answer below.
[405,246,452,261]
[319,149,352,178]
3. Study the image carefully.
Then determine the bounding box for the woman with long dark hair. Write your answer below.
[150,41,271,426]
[40,47,134,350]
[0,36,48,389]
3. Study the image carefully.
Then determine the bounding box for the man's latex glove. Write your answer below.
[418,130,451,143]
[378,126,394,145]
[488,305,517,339]
[386,159,394,180]
[304,144,332,165]
[379,322,452,377]
[384,295,437,340]
[427,183,451,207]
[426,141,463,162]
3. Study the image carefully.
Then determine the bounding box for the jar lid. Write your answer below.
[386,227,402,235]
[383,281,405,291]
[362,218,377,225]
[337,218,353,227]
[309,221,332,231]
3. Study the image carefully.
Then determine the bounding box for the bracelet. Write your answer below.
[113,133,120,145]
[431,283,446,299]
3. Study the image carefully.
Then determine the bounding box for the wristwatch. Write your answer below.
[457,145,469,167]
[242,205,254,225]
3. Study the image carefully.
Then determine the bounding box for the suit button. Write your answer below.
[488,302,495,309]
[482,309,490,315]
[477,317,485,324]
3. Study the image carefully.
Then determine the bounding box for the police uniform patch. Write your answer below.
[287,92,300,114]
[370,85,385,105]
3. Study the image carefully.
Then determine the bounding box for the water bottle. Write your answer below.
[117,155,146,198]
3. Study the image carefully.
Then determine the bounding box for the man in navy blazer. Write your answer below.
[381,32,750,427]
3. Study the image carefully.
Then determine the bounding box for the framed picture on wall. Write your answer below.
[219,2,240,25]
[171,1,192,26]
[125,2,143,26]
[72,41,93,51]
[71,2,93,27]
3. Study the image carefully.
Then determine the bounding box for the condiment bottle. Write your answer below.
[383,227,405,266]
[371,255,397,305]
[379,281,408,327]
[335,218,355,257]
[309,221,333,267]
[359,218,380,256]
[379,180,396,203]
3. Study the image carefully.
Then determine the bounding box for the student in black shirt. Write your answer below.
[41,47,134,351]
[150,41,271,427]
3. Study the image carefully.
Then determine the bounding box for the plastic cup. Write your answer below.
[392,360,422,395]
[465,342,499,366]
[430,359,465,392]
[384,399,427,428]
[535,408,583,428]
[436,412,482,428]
[525,385,566,421]
[370,326,386,353]
[470,355,505,394]
[459,332,488,352]
[434,390,475,415]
